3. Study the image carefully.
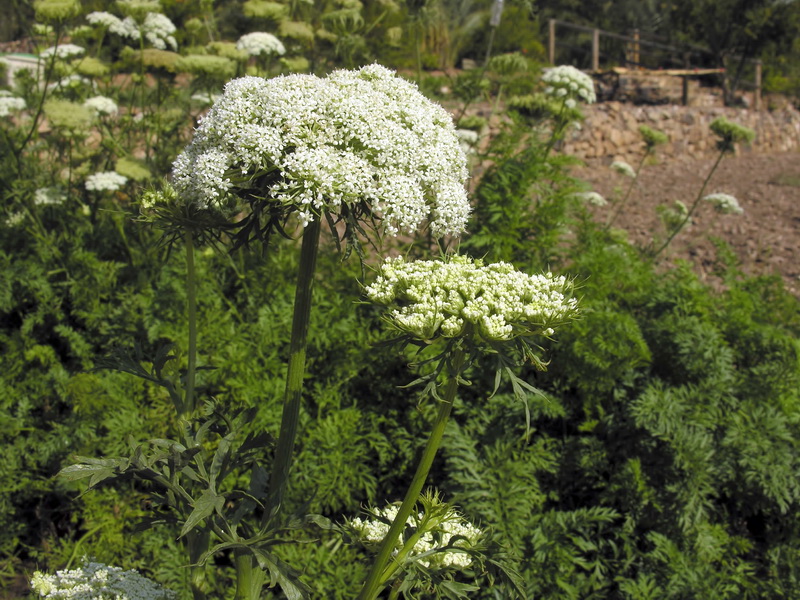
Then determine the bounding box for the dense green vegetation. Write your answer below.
[3,1,800,598]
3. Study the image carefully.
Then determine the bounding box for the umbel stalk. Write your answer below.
[357,348,467,600]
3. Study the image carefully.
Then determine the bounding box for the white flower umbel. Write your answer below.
[83,95,118,116]
[365,255,578,342]
[41,43,85,59]
[104,12,178,50]
[30,560,176,599]
[349,496,482,570]
[542,65,596,104]
[611,160,636,178]
[236,32,286,57]
[0,94,26,117]
[572,191,607,206]
[85,171,128,192]
[34,187,66,205]
[703,192,743,215]
[171,64,470,236]
[86,11,122,29]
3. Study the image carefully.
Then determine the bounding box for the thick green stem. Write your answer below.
[185,232,198,415]
[264,217,322,522]
[356,349,467,600]
[234,548,266,600]
[649,142,729,259]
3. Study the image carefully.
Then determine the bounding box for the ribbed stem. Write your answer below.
[233,548,265,600]
[264,217,322,522]
[185,232,198,415]
[356,348,466,600]
[649,141,729,259]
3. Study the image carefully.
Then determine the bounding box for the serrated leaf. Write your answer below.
[180,489,224,538]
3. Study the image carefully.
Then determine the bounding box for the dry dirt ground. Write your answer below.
[573,152,800,295]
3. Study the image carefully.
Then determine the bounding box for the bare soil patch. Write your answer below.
[574,152,800,295]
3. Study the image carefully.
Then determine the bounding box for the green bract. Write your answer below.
[365,255,578,342]
[639,124,668,148]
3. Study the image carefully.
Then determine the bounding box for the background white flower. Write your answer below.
[611,160,636,178]
[349,499,481,570]
[542,65,596,104]
[703,192,744,215]
[84,96,118,116]
[40,44,85,59]
[236,32,286,57]
[0,93,26,117]
[30,560,176,599]
[86,171,128,192]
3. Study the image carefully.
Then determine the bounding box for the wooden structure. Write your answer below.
[547,19,763,110]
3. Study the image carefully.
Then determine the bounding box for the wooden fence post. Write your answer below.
[633,28,640,68]
[592,28,600,71]
[549,19,556,64]
[754,60,762,110]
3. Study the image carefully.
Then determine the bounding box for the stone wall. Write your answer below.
[561,102,800,163]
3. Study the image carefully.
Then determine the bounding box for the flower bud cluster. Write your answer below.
[365,255,578,342]
[30,560,176,599]
[236,32,286,57]
[349,500,481,569]
[709,117,755,146]
[703,192,743,215]
[171,64,470,236]
[542,65,596,105]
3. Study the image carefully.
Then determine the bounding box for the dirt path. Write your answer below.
[574,152,800,295]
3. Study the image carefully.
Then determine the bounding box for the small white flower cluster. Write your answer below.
[236,32,286,57]
[85,171,128,192]
[542,65,596,105]
[86,11,120,29]
[34,187,66,205]
[171,64,470,236]
[456,128,479,155]
[610,160,636,178]
[30,560,176,599]
[0,91,26,117]
[41,44,85,59]
[365,255,578,341]
[90,11,177,50]
[703,192,743,215]
[83,96,118,116]
[349,503,481,569]
[572,191,607,206]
